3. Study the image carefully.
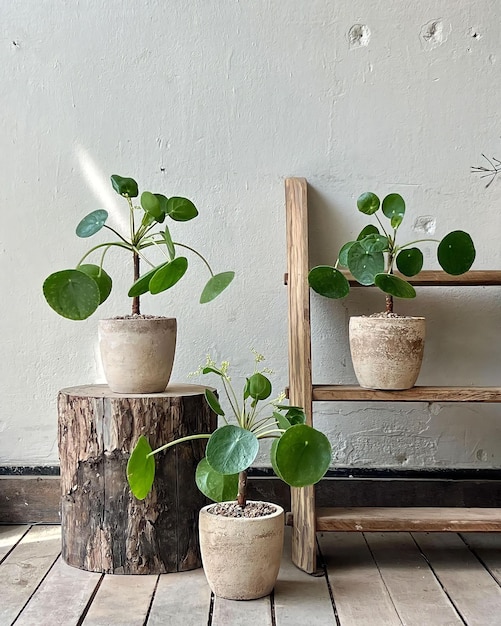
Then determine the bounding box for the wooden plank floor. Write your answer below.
[3,525,501,625]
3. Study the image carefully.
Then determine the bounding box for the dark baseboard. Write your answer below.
[2,466,501,524]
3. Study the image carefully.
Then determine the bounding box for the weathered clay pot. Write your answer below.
[98,317,177,393]
[199,501,284,600]
[349,315,426,390]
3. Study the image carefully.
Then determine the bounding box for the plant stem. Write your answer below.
[147,433,211,457]
[237,470,248,507]
[385,294,393,314]
[132,251,140,315]
[174,242,214,276]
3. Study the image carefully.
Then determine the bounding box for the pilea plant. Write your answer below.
[127,352,332,507]
[308,192,476,312]
[43,175,234,320]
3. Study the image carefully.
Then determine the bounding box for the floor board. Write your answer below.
[365,532,463,625]
[0,525,61,625]
[413,532,501,626]
[2,526,501,625]
[319,532,402,626]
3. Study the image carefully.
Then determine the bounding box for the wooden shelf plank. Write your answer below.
[316,507,501,532]
[284,270,501,287]
[312,385,501,402]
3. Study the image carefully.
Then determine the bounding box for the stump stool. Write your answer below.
[58,384,216,574]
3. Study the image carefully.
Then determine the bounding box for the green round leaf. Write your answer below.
[149,257,188,294]
[359,234,389,253]
[270,439,285,481]
[205,388,225,416]
[200,271,235,303]
[141,191,163,219]
[338,242,355,267]
[396,248,423,277]
[247,372,272,401]
[357,225,380,240]
[206,425,259,475]
[437,231,476,275]
[127,435,155,500]
[357,192,380,215]
[154,193,169,220]
[382,193,405,227]
[43,269,100,320]
[110,175,139,198]
[78,264,112,304]
[308,266,350,299]
[273,425,331,487]
[75,210,108,238]
[347,242,384,285]
[166,197,199,221]
[128,263,169,298]
[374,273,416,298]
[195,458,238,502]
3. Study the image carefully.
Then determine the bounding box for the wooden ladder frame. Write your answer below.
[285,176,501,574]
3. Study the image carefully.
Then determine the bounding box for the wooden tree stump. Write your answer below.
[58,384,216,575]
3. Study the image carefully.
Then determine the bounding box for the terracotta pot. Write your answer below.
[98,317,177,393]
[349,315,426,390]
[199,501,284,600]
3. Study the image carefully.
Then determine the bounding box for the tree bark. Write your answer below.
[58,384,216,574]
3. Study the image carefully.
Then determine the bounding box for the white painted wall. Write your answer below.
[2,1,500,469]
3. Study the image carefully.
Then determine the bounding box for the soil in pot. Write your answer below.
[199,501,284,600]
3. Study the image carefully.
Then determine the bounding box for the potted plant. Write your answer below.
[308,192,476,390]
[127,351,332,600]
[43,174,234,393]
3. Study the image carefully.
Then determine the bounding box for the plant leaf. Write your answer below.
[308,266,350,299]
[437,231,476,275]
[206,425,259,475]
[247,372,272,400]
[77,264,112,304]
[127,435,155,500]
[195,457,238,502]
[141,191,163,220]
[382,193,405,227]
[357,225,380,240]
[338,241,355,267]
[110,175,139,198]
[273,425,331,487]
[357,192,380,215]
[163,225,176,260]
[200,271,235,303]
[128,263,169,298]
[396,248,423,277]
[76,210,108,238]
[43,269,100,320]
[347,242,384,285]
[359,234,389,253]
[270,439,285,481]
[149,257,188,294]
[205,389,225,416]
[374,273,416,298]
[166,197,199,221]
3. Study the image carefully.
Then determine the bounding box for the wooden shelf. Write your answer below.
[284,176,501,574]
[316,507,501,532]
[312,385,501,403]
[284,270,501,287]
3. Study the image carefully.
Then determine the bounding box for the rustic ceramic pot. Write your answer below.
[349,315,426,390]
[98,317,177,393]
[199,501,284,600]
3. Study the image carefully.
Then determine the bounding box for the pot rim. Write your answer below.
[200,501,284,521]
[350,315,426,321]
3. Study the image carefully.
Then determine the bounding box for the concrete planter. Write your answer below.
[199,501,284,600]
[98,317,177,393]
[349,315,426,390]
